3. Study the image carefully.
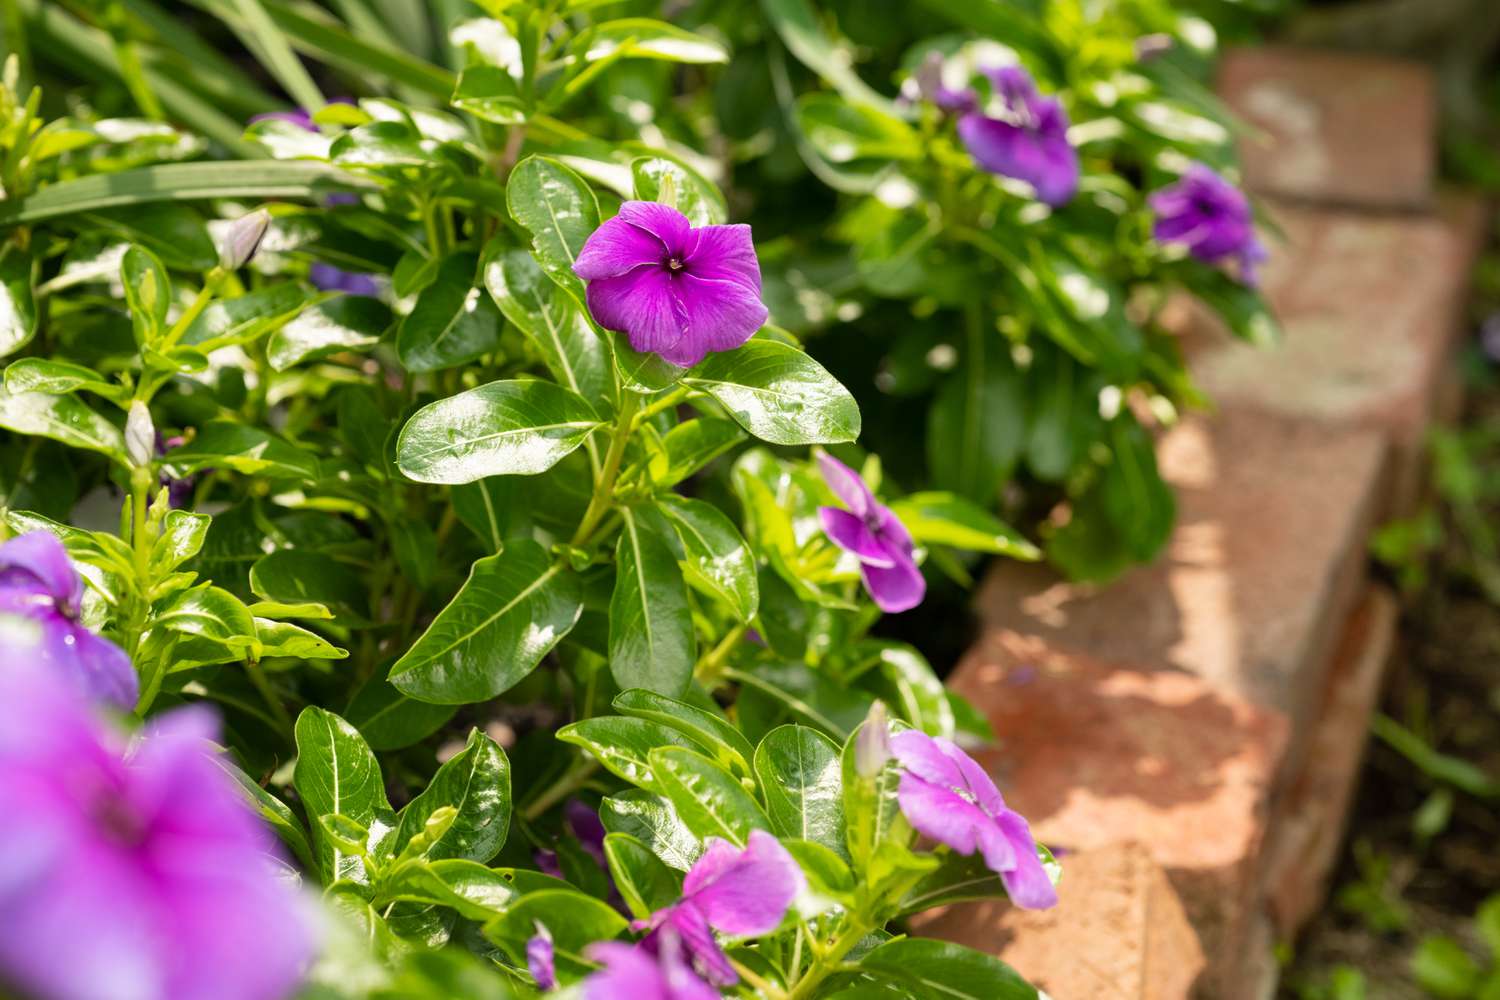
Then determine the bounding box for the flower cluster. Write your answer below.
[1149,163,1267,286]
[815,451,925,613]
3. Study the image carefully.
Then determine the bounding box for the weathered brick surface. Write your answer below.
[1218,46,1435,208]
[943,631,1288,984]
[1262,586,1398,937]
[914,842,1205,1000]
[975,409,1388,736]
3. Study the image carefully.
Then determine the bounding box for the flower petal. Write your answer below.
[585,267,690,363]
[670,273,768,366]
[682,830,804,937]
[860,554,925,613]
[890,730,966,790]
[528,927,557,990]
[0,532,82,615]
[895,771,991,856]
[50,623,138,711]
[683,225,761,291]
[957,113,1078,207]
[616,202,693,259]
[995,811,1058,910]
[576,214,670,281]
[661,903,736,986]
[818,507,897,568]
[815,451,876,519]
[585,943,668,1000]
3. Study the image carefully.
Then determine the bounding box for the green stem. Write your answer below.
[635,386,691,423]
[162,268,226,349]
[728,957,787,999]
[694,622,746,688]
[786,921,870,1000]
[104,1,165,121]
[521,757,599,822]
[570,391,640,547]
[245,656,294,739]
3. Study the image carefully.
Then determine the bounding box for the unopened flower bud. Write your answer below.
[1134,33,1173,62]
[218,208,271,270]
[855,701,892,778]
[125,401,155,469]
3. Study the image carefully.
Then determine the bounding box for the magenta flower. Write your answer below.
[528,923,557,991]
[0,532,136,709]
[0,664,314,1000]
[573,202,768,368]
[1149,163,1267,286]
[633,830,803,987]
[889,729,1057,911]
[954,66,1078,207]
[584,934,718,1000]
[815,452,925,614]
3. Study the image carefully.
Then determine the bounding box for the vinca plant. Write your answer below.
[0,0,1084,996]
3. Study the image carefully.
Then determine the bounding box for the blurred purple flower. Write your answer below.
[534,798,608,877]
[633,830,803,987]
[573,202,768,368]
[0,665,314,1000]
[1480,313,1500,362]
[528,923,556,991]
[955,66,1078,207]
[816,452,925,614]
[889,729,1057,910]
[1149,163,1267,286]
[309,263,380,297]
[909,51,978,114]
[0,532,136,709]
[584,934,717,1000]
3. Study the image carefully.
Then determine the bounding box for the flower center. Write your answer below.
[92,791,146,846]
[666,257,685,272]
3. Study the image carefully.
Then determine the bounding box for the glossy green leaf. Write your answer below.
[0,245,38,358]
[599,790,704,872]
[394,728,511,864]
[655,494,758,623]
[223,763,316,872]
[576,19,728,65]
[483,889,628,981]
[647,746,771,847]
[155,584,257,647]
[267,294,391,370]
[631,157,727,227]
[149,510,212,576]
[345,674,457,752]
[396,380,602,485]
[450,476,528,554]
[797,93,919,164]
[390,540,583,704]
[858,938,1037,1000]
[253,619,347,660]
[602,833,684,920]
[609,507,696,697]
[683,340,860,445]
[122,245,170,348]
[0,386,124,458]
[613,688,755,778]
[294,706,392,885]
[506,156,599,304]
[557,716,692,791]
[396,253,505,373]
[249,550,367,624]
[180,283,315,351]
[378,859,521,922]
[481,240,611,403]
[166,422,319,480]
[451,65,526,124]
[4,359,127,403]
[760,0,899,113]
[888,491,1040,559]
[648,417,744,488]
[754,725,847,857]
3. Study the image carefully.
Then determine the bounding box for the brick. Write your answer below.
[1217,46,1435,208]
[974,408,1387,735]
[944,633,1288,984]
[1262,586,1398,937]
[914,842,1205,1000]
[1181,195,1486,513]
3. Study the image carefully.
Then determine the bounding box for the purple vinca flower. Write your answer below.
[0,663,314,1000]
[816,452,925,614]
[633,830,803,987]
[1149,163,1267,286]
[0,532,137,709]
[890,728,1057,911]
[573,201,768,369]
[584,934,717,1000]
[528,923,557,991]
[309,263,380,297]
[954,66,1079,207]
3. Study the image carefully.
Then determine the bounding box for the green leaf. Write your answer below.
[784,838,855,901]
[613,689,756,779]
[797,93,918,164]
[631,157,727,227]
[0,245,38,358]
[155,584,257,647]
[149,510,212,576]
[166,422,319,480]
[481,239,611,404]
[451,476,528,554]
[378,859,521,922]
[862,641,954,739]
[253,618,347,660]
[249,550,367,624]
[396,380,602,485]
[506,156,599,304]
[394,728,511,864]
[1101,416,1174,562]
[655,494,758,623]
[557,716,693,791]
[1412,936,1484,1000]
[755,725,847,858]
[648,417,744,488]
[0,386,124,459]
[576,19,729,65]
[0,161,372,225]
[841,718,910,879]
[759,0,900,114]
[180,283,315,351]
[610,507,696,697]
[683,340,860,445]
[331,121,431,169]
[647,745,771,847]
[888,491,1039,559]
[603,832,684,920]
[122,245,170,348]
[267,294,391,371]
[396,253,505,373]
[927,342,1024,504]
[293,706,392,885]
[599,790,702,871]
[858,938,1038,1000]
[483,889,628,981]
[451,65,526,125]
[390,540,583,704]
[223,763,316,872]
[4,359,128,403]
[345,674,457,751]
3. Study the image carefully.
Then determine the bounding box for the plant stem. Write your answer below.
[245,656,294,739]
[162,268,225,349]
[635,385,691,423]
[570,391,641,547]
[521,757,599,821]
[694,622,747,687]
[728,957,787,999]
[785,921,870,1000]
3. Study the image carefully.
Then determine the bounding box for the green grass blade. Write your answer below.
[227,0,326,112]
